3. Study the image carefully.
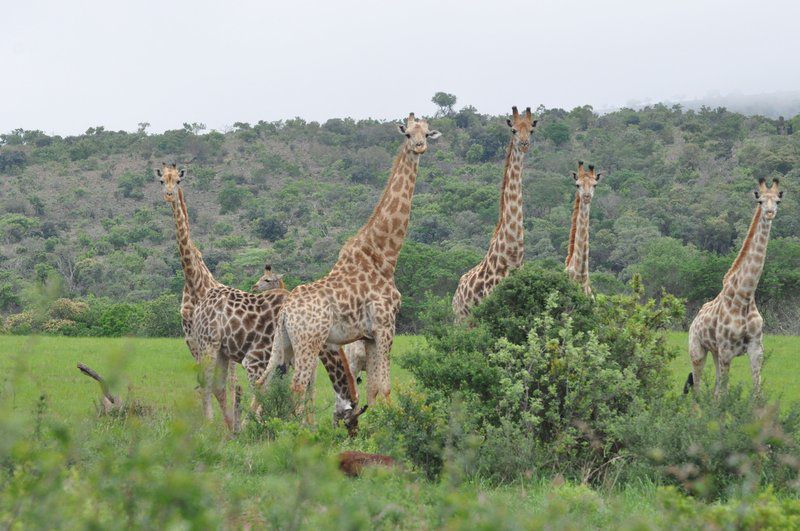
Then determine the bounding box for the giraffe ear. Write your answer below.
[397,124,407,135]
[155,168,162,177]
[595,171,604,181]
[571,171,578,180]
[506,118,514,128]
[531,119,538,128]
[754,190,760,199]
[179,169,186,178]
[276,274,284,280]
[427,130,442,140]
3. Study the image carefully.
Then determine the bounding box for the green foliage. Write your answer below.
[401,265,684,482]
[1,105,799,333]
[619,385,800,500]
[431,92,458,116]
[0,214,39,243]
[117,170,149,199]
[542,121,571,146]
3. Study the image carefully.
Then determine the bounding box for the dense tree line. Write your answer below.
[0,102,798,334]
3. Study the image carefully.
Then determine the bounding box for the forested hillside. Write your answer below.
[1,102,798,333]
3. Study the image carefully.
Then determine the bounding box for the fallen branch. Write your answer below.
[77,362,123,414]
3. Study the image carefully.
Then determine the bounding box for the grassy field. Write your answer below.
[2,332,798,422]
[0,332,798,528]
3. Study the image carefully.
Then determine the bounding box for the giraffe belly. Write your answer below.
[328,321,370,345]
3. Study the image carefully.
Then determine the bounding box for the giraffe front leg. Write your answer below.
[288,339,323,425]
[211,354,237,432]
[364,329,394,404]
[241,350,268,426]
[747,338,764,397]
[197,346,217,421]
[714,355,731,400]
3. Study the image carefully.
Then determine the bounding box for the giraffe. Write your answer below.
[157,164,360,432]
[261,113,441,412]
[452,106,536,319]
[252,263,285,292]
[564,161,602,297]
[685,178,783,398]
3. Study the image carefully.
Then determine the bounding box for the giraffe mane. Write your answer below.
[722,204,762,285]
[565,193,580,267]
[492,136,516,237]
[177,188,190,237]
[338,346,359,404]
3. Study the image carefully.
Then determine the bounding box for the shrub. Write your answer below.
[4,311,38,335]
[48,298,89,321]
[366,387,447,479]
[618,384,800,500]
[400,263,684,482]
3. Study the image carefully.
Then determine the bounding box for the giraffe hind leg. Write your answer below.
[688,332,707,395]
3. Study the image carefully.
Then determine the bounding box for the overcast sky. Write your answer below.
[2,0,798,135]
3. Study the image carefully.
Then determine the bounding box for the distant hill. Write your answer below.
[1,104,799,332]
[626,91,800,119]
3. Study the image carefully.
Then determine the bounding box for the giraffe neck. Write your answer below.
[724,206,771,301]
[487,139,526,267]
[172,189,218,301]
[567,195,591,274]
[350,144,419,272]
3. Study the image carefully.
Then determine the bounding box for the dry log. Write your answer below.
[77,362,123,414]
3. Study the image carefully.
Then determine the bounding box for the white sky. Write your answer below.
[1,0,798,135]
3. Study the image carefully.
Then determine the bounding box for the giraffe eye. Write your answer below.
[160,179,164,184]
[511,128,517,134]
[405,133,411,139]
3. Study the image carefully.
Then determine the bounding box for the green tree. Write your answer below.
[431,92,457,117]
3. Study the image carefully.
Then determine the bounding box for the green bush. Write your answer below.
[618,385,800,500]
[400,263,684,482]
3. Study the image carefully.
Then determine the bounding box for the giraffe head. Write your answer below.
[571,161,603,203]
[754,177,783,221]
[336,403,368,437]
[506,106,537,153]
[251,263,285,292]
[397,113,441,155]
[155,162,185,203]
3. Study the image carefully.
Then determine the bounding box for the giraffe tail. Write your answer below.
[683,372,694,394]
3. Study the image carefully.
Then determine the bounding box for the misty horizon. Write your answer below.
[2,0,799,135]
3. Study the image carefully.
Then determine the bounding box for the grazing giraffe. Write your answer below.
[685,178,783,398]
[261,113,441,413]
[564,161,602,297]
[157,164,360,432]
[452,106,536,319]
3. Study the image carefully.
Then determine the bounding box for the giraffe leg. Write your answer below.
[186,337,213,416]
[242,350,268,406]
[211,354,236,432]
[320,345,359,428]
[714,354,731,400]
[747,311,765,397]
[365,328,394,404]
[688,332,707,394]
[197,345,217,421]
[747,336,764,397]
[289,338,325,424]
